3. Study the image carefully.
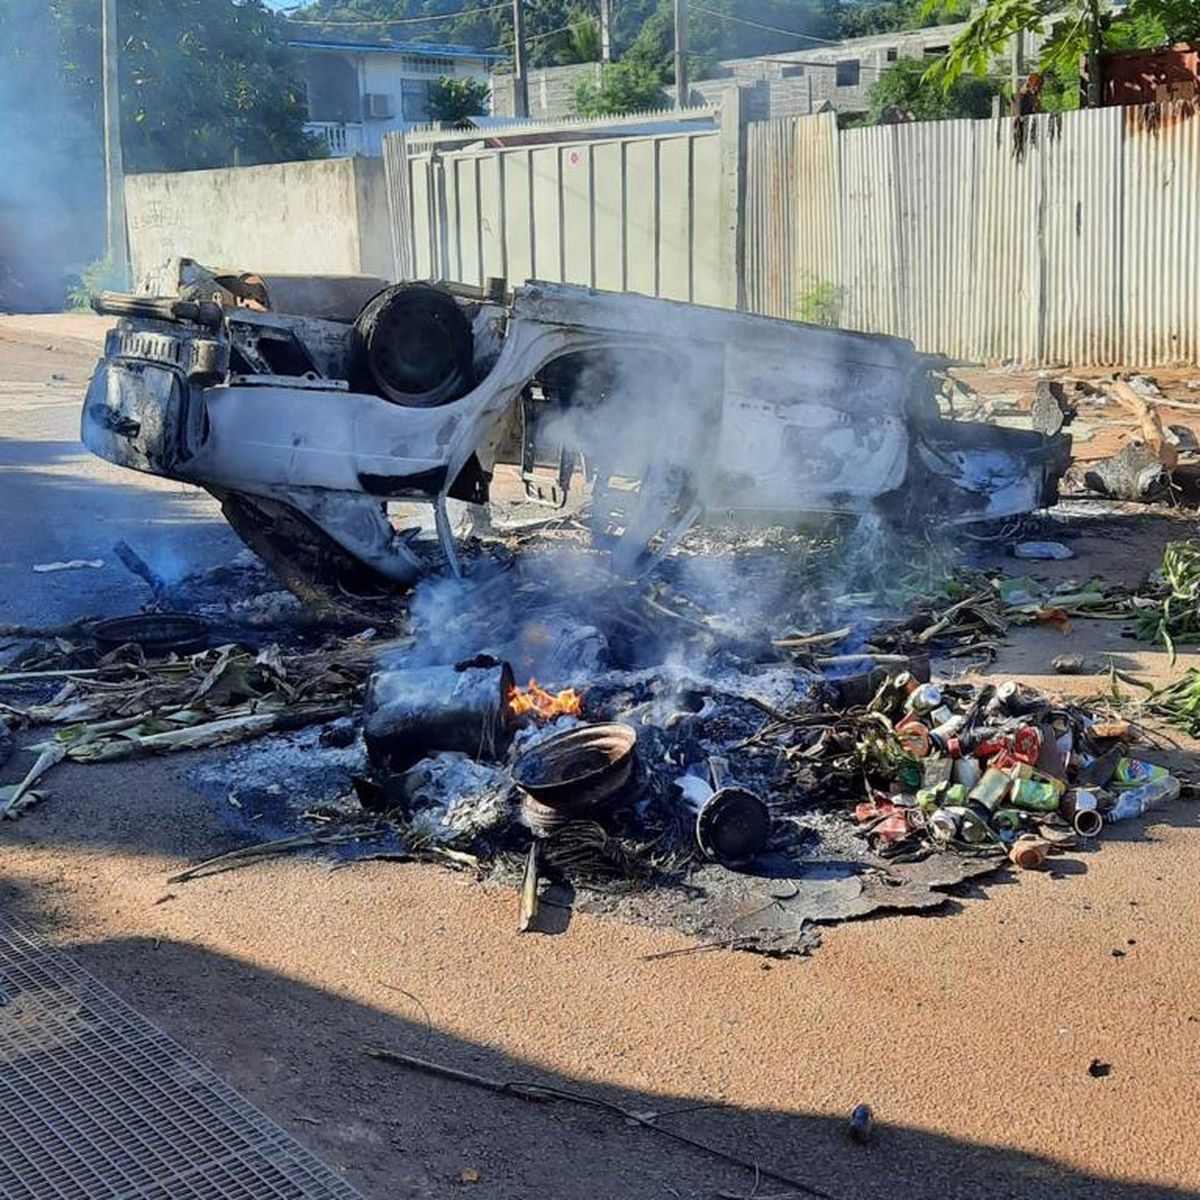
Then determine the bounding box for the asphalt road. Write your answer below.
[0,314,238,627]
[3,316,1200,1200]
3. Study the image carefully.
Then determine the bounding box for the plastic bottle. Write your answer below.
[1106,775,1180,822]
[953,756,982,790]
[1111,758,1170,789]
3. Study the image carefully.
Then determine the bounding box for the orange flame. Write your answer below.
[508,679,583,720]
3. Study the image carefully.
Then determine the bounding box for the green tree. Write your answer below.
[868,56,1001,121]
[823,0,958,40]
[427,75,490,122]
[560,17,602,65]
[574,61,668,115]
[924,0,1200,107]
[0,0,322,174]
[292,0,844,78]
[623,0,837,82]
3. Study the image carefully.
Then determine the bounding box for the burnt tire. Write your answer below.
[212,489,399,623]
[353,282,474,407]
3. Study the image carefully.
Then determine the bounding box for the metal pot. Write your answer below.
[363,658,515,773]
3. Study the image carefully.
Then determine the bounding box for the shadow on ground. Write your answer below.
[0,898,1185,1200]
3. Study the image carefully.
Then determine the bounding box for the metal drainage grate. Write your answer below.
[0,915,363,1200]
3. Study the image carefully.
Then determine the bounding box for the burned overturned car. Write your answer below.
[83,263,1069,604]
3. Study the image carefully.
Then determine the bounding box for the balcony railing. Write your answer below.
[304,121,367,157]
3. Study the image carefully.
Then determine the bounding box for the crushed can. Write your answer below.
[969,767,1012,814]
[916,788,940,813]
[1010,774,1064,813]
[907,683,943,716]
[922,758,954,790]
[1063,788,1104,837]
[1012,725,1043,765]
[928,807,960,841]
[930,713,966,751]
[992,808,1026,834]
[952,756,982,791]
[956,807,992,843]
[896,721,931,759]
[1009,833,1050,870]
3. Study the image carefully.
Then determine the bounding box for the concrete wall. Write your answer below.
[125,157,393,293]
[492,63,602,119]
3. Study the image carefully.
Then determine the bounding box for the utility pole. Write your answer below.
[1010,28,1025,116]
[102,0,129,285]
[673,0,688,109]
[599,0,611,63]
[512,0,529,118]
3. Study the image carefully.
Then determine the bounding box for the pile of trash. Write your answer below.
[785,673,1181,870]
[3,521,1196,954]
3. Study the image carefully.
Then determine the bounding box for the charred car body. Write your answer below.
[82,264,1070,604]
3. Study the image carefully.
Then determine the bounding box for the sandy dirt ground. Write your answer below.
[3,316,1200,1200]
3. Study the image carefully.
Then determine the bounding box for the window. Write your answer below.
[302,54,360,122]
[404,55,455,74]
[401,79,431,122]
[924,45,949,58]
[835,60,860,87]
[886,48,898,62]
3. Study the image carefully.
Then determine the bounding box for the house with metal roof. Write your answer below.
[289,33,501,156]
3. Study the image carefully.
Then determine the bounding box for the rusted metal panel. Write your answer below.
[891,118,978,355]
[969,118,1040,362]
[382,132,414,280]
[1122,102,1200,364]
[790,105,1196,365]
[1097,45,1200,107]
[792,113,842,316]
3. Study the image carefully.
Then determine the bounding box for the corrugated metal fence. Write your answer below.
[385,101,1199,365]
[747,103,1199,364]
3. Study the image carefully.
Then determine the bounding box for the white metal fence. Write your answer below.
[385,100,1200,366]
[387,108,735,308]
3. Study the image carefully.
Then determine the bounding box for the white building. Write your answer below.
[291,35,501,157]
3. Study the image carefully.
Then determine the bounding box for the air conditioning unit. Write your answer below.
[363,92,395,120]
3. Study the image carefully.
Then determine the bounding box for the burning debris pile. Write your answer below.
[1,524,1194,955]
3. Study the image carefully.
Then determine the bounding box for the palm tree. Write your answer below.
[565,16,602,64]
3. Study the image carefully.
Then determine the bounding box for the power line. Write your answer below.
[689,3,841,46]
[285,3,509,27]
[487,16,593,51]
